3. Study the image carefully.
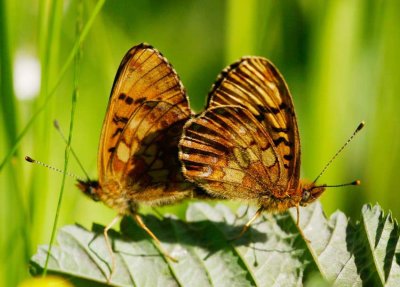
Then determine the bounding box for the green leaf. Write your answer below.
[30,202,400,286]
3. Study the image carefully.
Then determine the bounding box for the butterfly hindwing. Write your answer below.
[98,44,194,205]
[205,57,300,196]
[179,105,286,200]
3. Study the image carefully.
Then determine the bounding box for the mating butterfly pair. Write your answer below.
[78,43,323,216]
[77,43,337,279]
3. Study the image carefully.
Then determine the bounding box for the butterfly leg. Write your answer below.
[132,213,178,262]
[104,214,121,283]
[235,204,251,220]
[231,207,264,240]
[295,205,311,243]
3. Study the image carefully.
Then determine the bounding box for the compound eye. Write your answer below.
[89,187,100,201]
[302,190,310,202]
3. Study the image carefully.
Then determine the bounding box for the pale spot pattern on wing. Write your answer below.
[262,147,276,167]
[233,147,250,168]
[117,142,130,163]
[267,114,280,130]
[201,166,213,177]
[223,168,245,184]
[264,95,278,110]
[266,81,276,92]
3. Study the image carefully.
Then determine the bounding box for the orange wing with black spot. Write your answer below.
[98,44,194,205]
[179,57,300,200]
[207,57,300,196]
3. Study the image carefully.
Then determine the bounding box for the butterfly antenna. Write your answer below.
[53,120,90,180]
[313,121,365,184]
[25,156,85,181]
[322,180,361,188]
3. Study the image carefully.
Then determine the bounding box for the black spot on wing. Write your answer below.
[283,154,293,160]
[112,128,123,138]
[113,115,129,124]
[272,126,289,133]
[273,137,292,147]
[269,107,280,114]
[279,102,287,110]
[255,113,265,122]
[125,96,134,105]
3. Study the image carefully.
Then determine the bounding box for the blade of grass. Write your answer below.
[368,1,400,219]
[43,0,83,275]
[0,0,31,285]
[0,0,106,172]
[29,0,64,255]
[0,0,18,147]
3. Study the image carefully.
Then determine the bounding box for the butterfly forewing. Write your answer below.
[180,105,286,200]
[98,44,194,206]
[206,57,301,196]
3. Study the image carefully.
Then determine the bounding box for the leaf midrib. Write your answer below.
[362,207,385,285]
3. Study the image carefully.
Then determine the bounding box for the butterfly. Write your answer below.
[179,56,361,236]
[76,43,197,279]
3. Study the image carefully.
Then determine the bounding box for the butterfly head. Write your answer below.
[76,179,101,202]
[299,181,326,206]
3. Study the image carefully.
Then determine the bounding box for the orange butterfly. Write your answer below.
[77,43,197,279]
[179,57,362,236]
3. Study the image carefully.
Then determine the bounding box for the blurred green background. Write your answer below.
[1,0,399,285]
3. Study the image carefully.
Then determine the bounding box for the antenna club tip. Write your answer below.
[356,121,365,132]
[25,156,34,163]
[53,120,60,129]
[354,179,361,185]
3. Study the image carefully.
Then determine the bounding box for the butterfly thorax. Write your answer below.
[259,180,326,212]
